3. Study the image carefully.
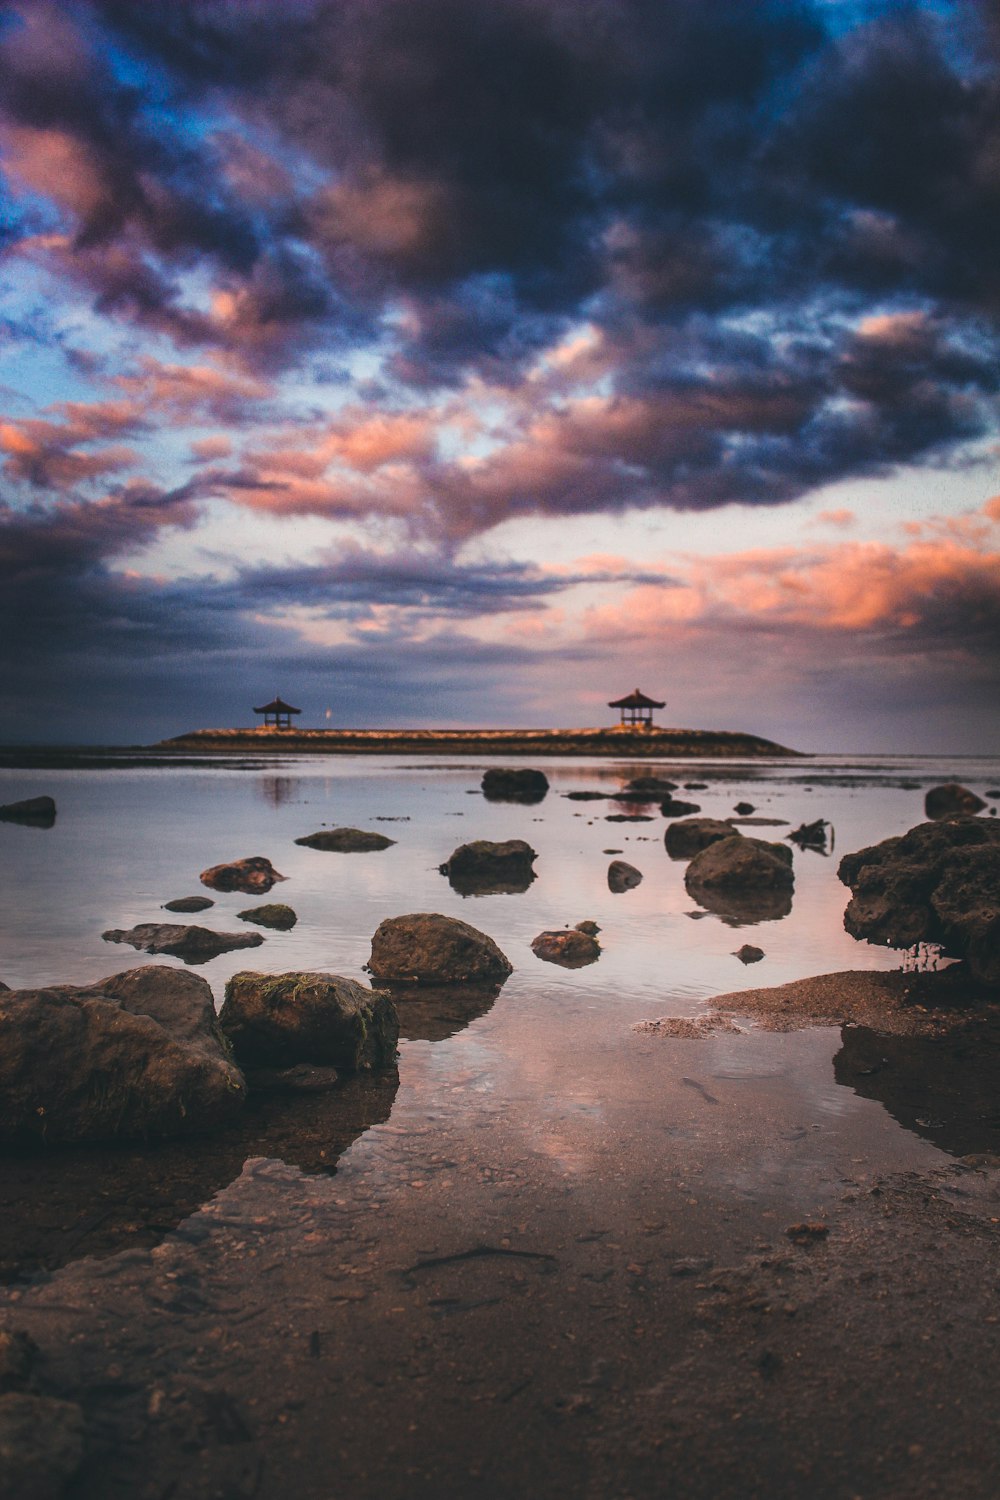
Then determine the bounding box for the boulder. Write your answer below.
[925,783,986,819]
[368,913,513,985]
[608,860,642,892]
[162,896,214,913]
[735,944,765,964]
[565,791,607,801]
[440,839,537,896]
[200,856,285,893]
[0,795,56,827]
[734,802,755,815]
[220,972,398,1072]
[839,816,1000,985]
[0,1393,84,1500]
[237,903,298,930]
[627,776,678,794]
[102,923,263,965]
[661,796,701,817]
[686,835,794,893]
[665,818,740,860]
[295,828,395,852]
[684,782,708,790]
[531,928,601,968]
[0,966,247,1144]
[481,767,549,803]
[574,920,601,936]
[605,813,653,822]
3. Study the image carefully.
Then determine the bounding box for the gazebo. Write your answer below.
[253,696,301,731]
[608,688,665,728]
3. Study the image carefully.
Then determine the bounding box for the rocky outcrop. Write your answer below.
[481,767,549,803]
[439,839,537,896]
[368,913,513,984]
[200,856,285,893]
[237,903,298,929]
[531,928,602,967]
[608,859,642,892]
[102,923,263,964]
[220,972,398,1072]
[665,818,739,859]
[660,795,701,817]
[162,896,214,913]
[294,828,396,851]
[0,795,56,827]
[925,784,986,818]
[0,967,247,1144]
[839,816,1000,984]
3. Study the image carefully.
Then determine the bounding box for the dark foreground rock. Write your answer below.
[608,860,642,892]
[220,972,398,1072]
[481,767,549,803]
[294,828,396,852]
[0,795,56,827]
[237,903,298,930]
[839,816,1000,985]
[102,923,264,964]
[0,967,247,1144]
[200,856,285,893]
[665,818,739,860]
[661,795,702,817]
[0,1391,85,1499]
[368,913,513,984]
[925,783,986,819]
[440,839,537,895]
[162,896,214,913]
[531,928,602,967]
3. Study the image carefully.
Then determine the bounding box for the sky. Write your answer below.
[0,0,998,752]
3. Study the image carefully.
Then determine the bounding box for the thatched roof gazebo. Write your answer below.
[253,696,301,731]
[608,688,665,727]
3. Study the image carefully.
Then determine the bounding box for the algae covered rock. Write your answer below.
[220,971,399,1071]
[368,913,513,984]
[531,928,601,967]
[295,828,395,852]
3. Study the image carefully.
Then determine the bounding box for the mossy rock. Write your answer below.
[220,972,399,1072]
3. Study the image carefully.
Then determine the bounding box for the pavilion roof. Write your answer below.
[608,688,665,709]
[253,697,301,714]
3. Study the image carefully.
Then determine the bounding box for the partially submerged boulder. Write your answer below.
[162,895,214,913]
[200,856,285,893]
[237,903,298,930]
[368,913,513,985]
[735,944,765,964]
[102,923,263,965]
[0,966,247,1144]
[531,928,601,968]
[608,859,642,892]
[839,816,1000,985]
[481,767,549,803]
[295,828,395,852]
[627,776,678,794]
[686,836,794,925]
[661,795,701,817]
[665,818,739,860]
[440,839,537,896]
[0,795,55,828]
[925,783,986,819]
[220,972,398,1072]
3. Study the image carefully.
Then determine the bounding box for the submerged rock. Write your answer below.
[237,902,298,930]
[162,895,214,913]
[0,966,247,1144]
[440,839,537,896]
[102,923,263,965]
[220,972,398,1072]
[839,816,1000,985]
[660,795,701,817]
[368,913,513,985]
[295,828,396,852]
[925,784,987,819]
[200,855,285,894]
[481,767,549,803]
[665,818,739,860]
[608,859,643,892]
[0,795,56,827]
[531,928,601,968]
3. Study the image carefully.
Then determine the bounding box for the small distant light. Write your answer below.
[325,708,332,720]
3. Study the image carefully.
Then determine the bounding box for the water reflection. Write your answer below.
[389,982,504,1041]
[0,1070,398,1282]
[256,776,303,807]
[442,865,536,897]
[686,884,794,926]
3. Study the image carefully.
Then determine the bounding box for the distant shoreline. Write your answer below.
[157,725,804,758]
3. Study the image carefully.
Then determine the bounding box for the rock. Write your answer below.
[102,923,264,965]
[237,903,298,930]
[0,966,247,1144]
[684,782,708,790]
[665,818,740,860]
[575,920,601,936]
[244,1063,342,1094]
[787,818,832,852]
[660,796,701,817]
[626,776,678,793]
[0,1331,36,1393]
[481,767,549,803]
[735,944,765,964]
[368,913,513,985]
[925,783,986,819]
[440,839,537,896]
[531,928,601,968]
[0,1392,85,1500]
[200,856,285,893]
[565,791,608,801]
[610,789,661,804]
[686,837,794,924]
[839,817,1000,985]
[605,813,653,822]
[0,796,56,828]
[608,860,643,892]
[220,972,398,1072]
[295,828,395,852]
[162,896,214,913]
[734,801,755,815]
